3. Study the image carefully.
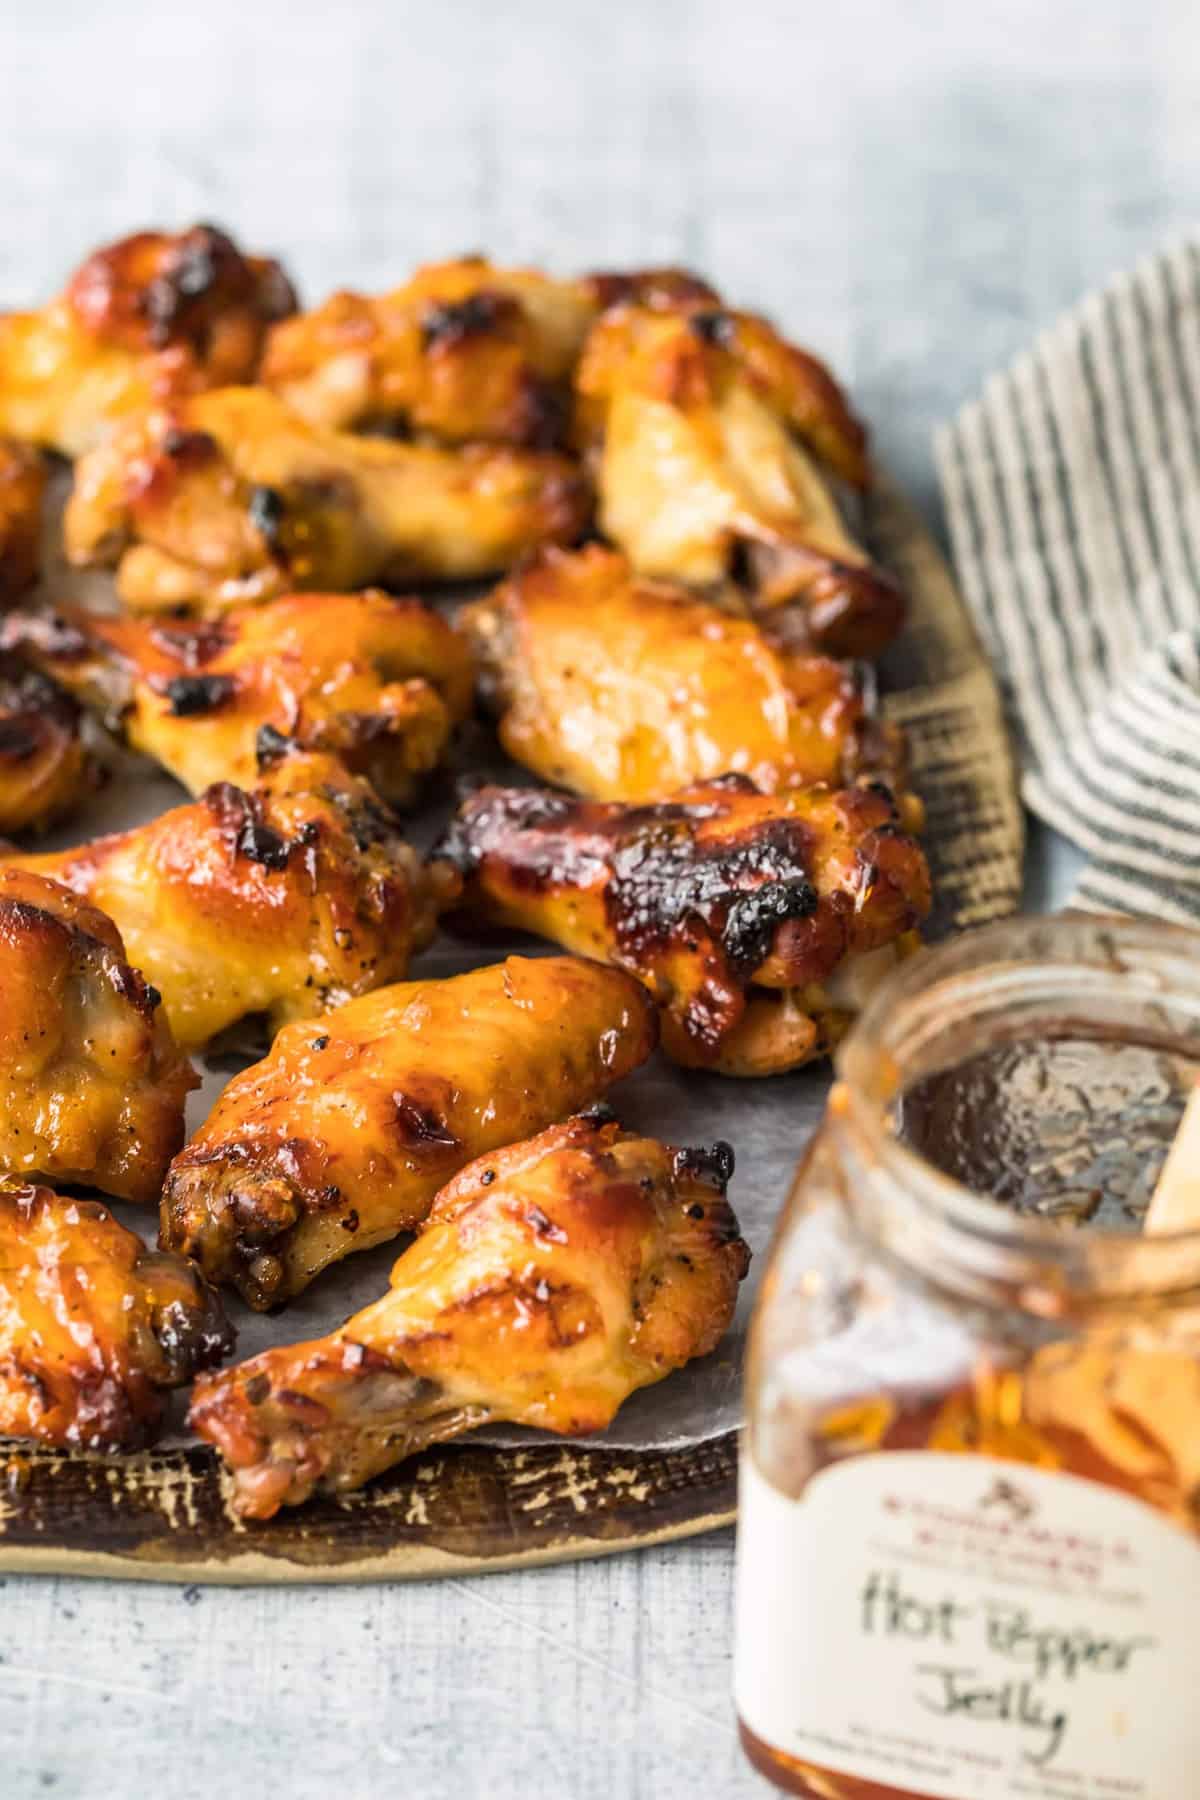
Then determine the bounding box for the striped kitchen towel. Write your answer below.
[936,240,1200,924]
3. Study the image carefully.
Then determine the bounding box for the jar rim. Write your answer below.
[833,913,1200,1303]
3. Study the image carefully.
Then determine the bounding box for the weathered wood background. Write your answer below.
[1,1,1195,1793]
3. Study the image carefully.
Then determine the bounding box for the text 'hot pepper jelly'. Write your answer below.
[735,917,1200,1799]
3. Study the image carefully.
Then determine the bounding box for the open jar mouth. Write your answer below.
[832,914,1200,1309]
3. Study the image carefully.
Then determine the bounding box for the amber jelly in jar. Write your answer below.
[735,916,1200,1799]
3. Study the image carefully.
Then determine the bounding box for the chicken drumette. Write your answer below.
[262,253,717,443]
[437,776,931,1076]
[0,1181,232,1451]
[10,751,448,1052]
[190,1111,748,1516]
[575,301,903,658]
[161,954,658,1309]
[0,224,296,458]
[0,868,194,1204]
[0,438,45,600]
[0,588,473,802]
[463,545,912,808]
[0,663,96,836]
[64,385,590,612]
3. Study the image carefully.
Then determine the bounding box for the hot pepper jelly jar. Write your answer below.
[735,916,1200,1800]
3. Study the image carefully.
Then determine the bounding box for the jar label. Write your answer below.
[735,1449,1199,1798]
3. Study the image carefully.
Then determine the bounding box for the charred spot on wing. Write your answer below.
[577,1100,618,1127]
[688,309,737,348]
[392,1094,460,1152]
[605,813,817,974]
[673,1140,736,1191]
[237,820,291,872]
[721,877,819,973]
[421,292,506,350]
[0,716,40,761]
[248,484,286,547]
[163,673,237,717]
[255,722,294,769]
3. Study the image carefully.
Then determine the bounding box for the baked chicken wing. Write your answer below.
[9,751,447,1052]
[64,385,590,612]
[437,776,931,1075]
[0,225,296,458]
[0,588,473,803]
[463,544,911,806]
[189,1112,748,1516]
[161,954,658,1310]
[575,302,903,658]
[0,1181,232,1451]
[0,664,95,836]
[262,253,717,443]
[0,438,45,600]
[0,868,194,1204]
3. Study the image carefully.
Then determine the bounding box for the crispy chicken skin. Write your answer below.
[0,664,95,836]
[0,438,45,600]
[189,1112,748,1516]
[0,589,473,803]
[262,253,717,442]
[9,752,448,1052]
[63,385,590,612]
[437,777,931,1076]
[575,303,903,658]
[161,955,658,1310]
[0,1181,232,1450]
[0,868,195,1204]
[0,225,296,459]
[463,544,911,806]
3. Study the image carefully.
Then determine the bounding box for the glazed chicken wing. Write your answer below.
[463,545,911,807]
[575,302,903,658]
[9,751,448,1052]
[437,776,931,1076]
[64,385,590,612]
[0,589,473,803]
[0,663,96,836]
[0,868,194,1204]
[262,253,717,443]
[190,1112,748,1516]
[0,438,45,600]
[0,225,296,459]
[0,1181,232,1450]
[161,954,658,1309]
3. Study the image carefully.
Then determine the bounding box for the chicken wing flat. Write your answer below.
[575,302,903,658]
[9,751,447,1052]
[0,868,194,1204]
[0,225,296,459]
[0,1181,232,1450]
[0,589,473,802]
[261,253,717,442]
[64,385,590,612]
[437,776,931,1076]
[189,1112,748,1516]
[463,544,911,806]
[161,954,658,1310]
[0,664,95,836]
[0,438,45,600]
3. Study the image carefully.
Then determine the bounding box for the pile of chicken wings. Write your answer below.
[0,228,930,1516]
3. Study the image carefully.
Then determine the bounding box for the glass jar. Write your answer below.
[735,916,1200,1800]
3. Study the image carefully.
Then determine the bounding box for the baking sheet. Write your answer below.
[28,471,1023,1459]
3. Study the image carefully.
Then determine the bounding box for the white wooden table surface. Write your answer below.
[0,2,1191,1793]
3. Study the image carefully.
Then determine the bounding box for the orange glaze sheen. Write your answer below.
[160,954,659,1309]
[0,588,474,804]
[463,545,910,805]
[190,1113,749,1517]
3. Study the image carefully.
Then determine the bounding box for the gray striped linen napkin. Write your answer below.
[936,240,1200,924]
